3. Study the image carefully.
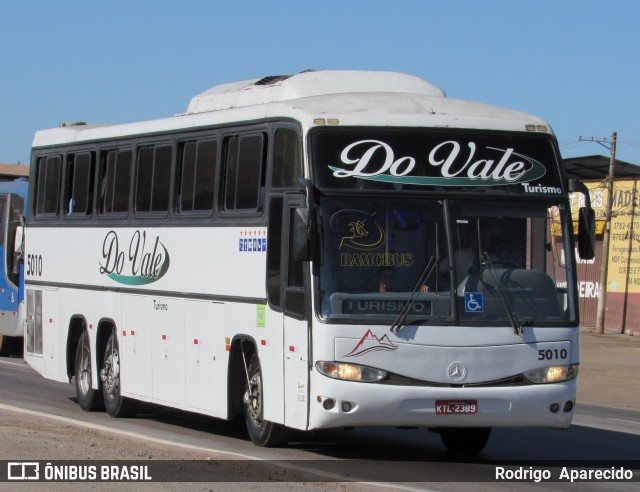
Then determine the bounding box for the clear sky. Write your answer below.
[1,0,638,166]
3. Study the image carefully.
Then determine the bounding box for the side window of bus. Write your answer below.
[286,206,306,318]
[222,133,266,213]
[136,145,172,213]
[65,152,94,216]
[0,195,6,242]
[35,155,62,216]
[177,139,217,213]
[272,128,302,188]
[267,196,283,309]
[99,149,132,215]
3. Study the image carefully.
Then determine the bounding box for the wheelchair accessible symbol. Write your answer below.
[465,292,484,313]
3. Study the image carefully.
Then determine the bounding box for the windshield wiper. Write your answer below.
[390,256,438,334]
[480,253,523,336]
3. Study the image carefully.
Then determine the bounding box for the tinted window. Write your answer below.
[287,206,304,288]
[66,153,94,215]
[35,155,62,215]
[0,195,6,244]
[267,196,283,308]
[152,146,172,212]
[100,149,132,215]
[273,128,302,188]
[136,145,172,213]
[179,139,216,213]
[136,147,154,212]
[223,137,240,210]
[223,133,265,212]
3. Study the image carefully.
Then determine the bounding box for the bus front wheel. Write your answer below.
[101,332,139,418]
[74,331,104,411]
[0,335,22,357]
[439,427,491,454]
[243,353,291,447]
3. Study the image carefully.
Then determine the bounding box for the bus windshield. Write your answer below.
[318,196,576,326]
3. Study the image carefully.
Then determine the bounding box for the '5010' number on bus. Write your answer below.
[26,254,43,277]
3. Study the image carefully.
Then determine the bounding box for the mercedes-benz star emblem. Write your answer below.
[448,363,467,382]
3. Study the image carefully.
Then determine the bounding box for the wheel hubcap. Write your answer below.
[101,346,120,397]
[245,372,263,427]
[79,345,91,394]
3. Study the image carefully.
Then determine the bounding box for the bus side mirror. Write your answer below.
[577,207,596,260]
[292,208,311,262]
[14,225,24,258]
[568,178,596,261]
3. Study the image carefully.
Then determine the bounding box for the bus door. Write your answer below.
[0,195,10,312]
[267,193,310,430]
[0,193,25,347]
[0,196,21,309]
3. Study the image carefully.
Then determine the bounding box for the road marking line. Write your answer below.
[0,359,28,368]
[0,402,430,489]
[607,418,640,426]
[572,413,640,436]
[0,402,257,460]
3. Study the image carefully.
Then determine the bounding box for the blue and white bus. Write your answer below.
[0,178,27,356]
[24,71,594,453]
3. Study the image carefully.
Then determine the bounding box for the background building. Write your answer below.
[0,163,29,181]
[564,156,640,333]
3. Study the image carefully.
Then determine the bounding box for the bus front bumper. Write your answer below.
[308,373,577,430]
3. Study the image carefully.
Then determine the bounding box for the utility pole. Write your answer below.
[581,133,617,334]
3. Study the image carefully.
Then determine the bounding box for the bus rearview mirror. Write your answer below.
[14,225,24,256]
[577,207,596,261]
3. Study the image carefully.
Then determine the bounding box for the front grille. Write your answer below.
[379,372,528,388]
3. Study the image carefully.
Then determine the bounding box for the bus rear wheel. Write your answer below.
[439,427,491,454]
[74,331,104,411]
[0,335,22,357]
[243,353,291,447]
[101,332,139,418]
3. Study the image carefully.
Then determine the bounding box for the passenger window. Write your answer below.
[0,196,6,242]
[65,152,94,215]
[273,128,302,188]
[35,155,62,216]
[99,149,132,215]
[136,145,172,213]
[178,139,216,213]
[222,133,265,212]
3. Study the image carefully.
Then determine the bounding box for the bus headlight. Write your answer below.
[524,364,579,384]
[315,361,387,382]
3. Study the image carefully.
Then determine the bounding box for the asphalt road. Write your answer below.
[0,355,638,491]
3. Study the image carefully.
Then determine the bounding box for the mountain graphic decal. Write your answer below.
[344,329,398,357]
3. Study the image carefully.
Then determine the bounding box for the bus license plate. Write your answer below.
[435,400,478,415]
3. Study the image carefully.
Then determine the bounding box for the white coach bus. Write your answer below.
[24,70,595,453]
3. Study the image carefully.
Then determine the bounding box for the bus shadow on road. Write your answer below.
[68,394,640,478]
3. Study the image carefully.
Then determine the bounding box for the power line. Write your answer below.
[618,139,640,148]
[560,135,640,150]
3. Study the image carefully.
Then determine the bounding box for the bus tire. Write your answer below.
[243,353,291,447]
[0,335,22,357]
[439,427,491,454]
[101,332,139,418]
[0,335,10,356]
[74,331,104,411]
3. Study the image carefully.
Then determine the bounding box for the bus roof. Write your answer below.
[185,70,446,113]
[32,70,552,149]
